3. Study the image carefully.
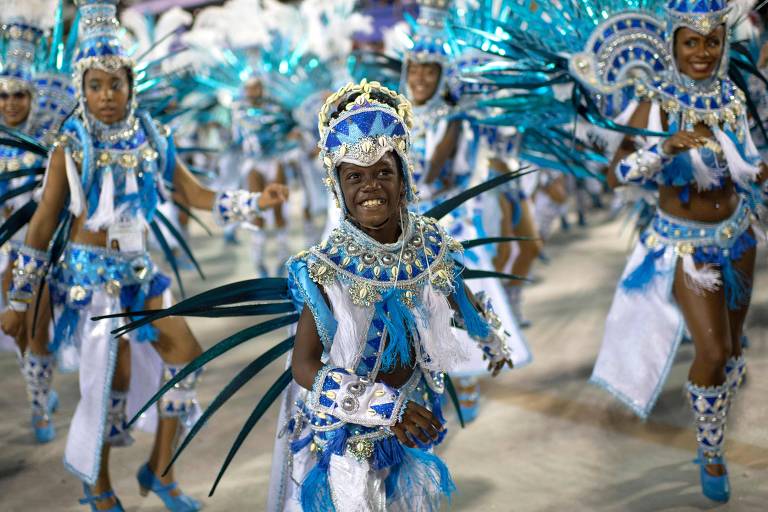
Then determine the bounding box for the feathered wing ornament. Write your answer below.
[456,0,767,130]
[99,162,528,494]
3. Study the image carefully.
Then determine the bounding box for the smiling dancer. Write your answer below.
[592,2,763,502]
[460,0,766,503]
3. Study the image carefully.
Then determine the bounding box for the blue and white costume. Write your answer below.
[566,2,762,421]
[46,110,185,482]
[268,80,514,511]
[457,0,764,502]
[5,0,263,492]
[593,81,759,417]
[563,0,759,502]
[0,0,77,444]
[108,80,523,511]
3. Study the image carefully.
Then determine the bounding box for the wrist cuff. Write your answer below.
[213,190,263,225]
[309,366,409,427]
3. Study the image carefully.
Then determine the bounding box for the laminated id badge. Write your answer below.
[107,217,146,253]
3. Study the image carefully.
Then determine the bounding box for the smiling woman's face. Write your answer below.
[0,89,31,127]
[84,67,131,124]
[338,151,404,232]
[407,62,442,106]
[674,26,725,81]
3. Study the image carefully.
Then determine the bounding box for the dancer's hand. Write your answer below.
[662,132,707,156]
[0,309,24,337]
[391,402,444,448]
[257,183,290,210]
[488,357,513,377]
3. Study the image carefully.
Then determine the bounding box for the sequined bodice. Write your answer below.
[61,111,171,224]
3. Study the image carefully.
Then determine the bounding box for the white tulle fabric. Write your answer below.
[325,280,475,372]
[712,125,761,188]
[416,285,469,372]
[328,454,386,512]
[64,147,86,216]
[325,281,372,368]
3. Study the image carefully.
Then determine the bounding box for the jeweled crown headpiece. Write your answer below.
[665,0,730,36]
[0,0,50,94]
[407,0,452,65]
[73,1,135,101]
[74,0,131,72]
[665,0,732,80]
[318,79,416,212]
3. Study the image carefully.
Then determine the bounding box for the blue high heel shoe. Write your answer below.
[79,483,124,511]
[137,463,202,511]
[696,451,730,503]
[31,391,59,443]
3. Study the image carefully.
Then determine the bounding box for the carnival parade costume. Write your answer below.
[453,0,767,503]
[110,78,528,511]
[0,1,285,510]
[0,0,78,443]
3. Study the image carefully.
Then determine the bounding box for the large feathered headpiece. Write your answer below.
[400,0,457,107]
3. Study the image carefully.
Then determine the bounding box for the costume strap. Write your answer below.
[467,291,513,365]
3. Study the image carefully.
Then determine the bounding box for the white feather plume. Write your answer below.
[300,0,373,61]
[120,8,154,57]
[0,0,58,30]
[382,21,412,59]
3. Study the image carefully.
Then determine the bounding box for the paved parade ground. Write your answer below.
[1,207,767,512]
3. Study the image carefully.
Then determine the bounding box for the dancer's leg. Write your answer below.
[673,262,732,478]
[145,293,203,497]
[22,285,55,435]
[507,199,542,326]
[90,339,131,510]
